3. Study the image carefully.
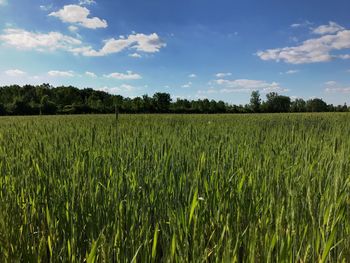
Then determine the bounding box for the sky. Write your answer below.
[0,0,350,105]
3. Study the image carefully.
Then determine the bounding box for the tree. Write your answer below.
[199,99,211,113]
[131,97,144,113]
[153,92,171,113]
[9,97,33,115]
[265,92,291,113]
[250,90,261,113]
[171,98,191,113]
[216,101,227,113]
[0,103,5,115]
[0,83,346,115]
[291,98,306,112]
[141,95,154,113]
[40,95,57,115]
[306,98,328,112]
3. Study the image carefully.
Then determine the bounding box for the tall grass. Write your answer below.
[0,113,350,262]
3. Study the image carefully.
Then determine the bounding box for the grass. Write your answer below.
[0,113,350,262]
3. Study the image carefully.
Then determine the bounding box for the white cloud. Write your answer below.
[290,24,302,28]
[325,81,337,86]
[289,36,299,43]
[324,81,350,93]
[290,20,312,28]
[119,84,135,91]
[326,87,350,93]
[282,70,299,75]
[197,88,218,95]
[338,54,350,59]
[257,23,350,64]
[188,74,197,78]
[49,5,107,29]
[215,78,288,93]
[98,84,136,94]
[0,0,7,6]
[313,21,344,35]
[68,25,79,32]
[104,71,142,80]
[215,72,232,78]
[0,28,82,51]
[129,53,142,58]
[4,69,26,77]
[286,70,299,74]
[79,0,96,5]
[40,4,53,11]
[182,82,192,88]
[0,28,166,57]
[85,71,96,77]
[70,33,166,56]
[48,70,74,77]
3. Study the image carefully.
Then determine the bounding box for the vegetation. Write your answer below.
[0,84,348,115]
[1,113,350,261]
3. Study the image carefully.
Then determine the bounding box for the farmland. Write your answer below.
[0,113,350,262]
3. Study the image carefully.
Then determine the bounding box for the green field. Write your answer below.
[1,114,350,262]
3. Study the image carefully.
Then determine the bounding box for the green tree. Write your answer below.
[40,95,57,115]
[142,95,154,113]
[265,92,291,113]
[131,97,144,113]
[153,92,171,113]
[250,90,261,113]
[0,103,5,115]
[291,98,306,112]
[306,98,328,112]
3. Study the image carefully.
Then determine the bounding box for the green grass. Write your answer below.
[0,113,350,262]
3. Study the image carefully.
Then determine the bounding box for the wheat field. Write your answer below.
[0,114,350,262]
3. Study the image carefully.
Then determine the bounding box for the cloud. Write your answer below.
[257,23,350,64]
[324,81,350,93]
[104,71,142,80]
[313,21,344,35]
[49,5,107,29]
[40,4,53,11]
[215,78,288,93]
[68,25,79,32]
[182,82,192,88]
[0,28,166,57]
[286,70,299,74]
[325,81,337,86]
[48,70,74,77]
[85,71,97,77]
[98,84,136,94]
[197,88,218,95]
[290,20,313,28]
[4,69,26,77]
[281,69,299,75]
[70,33,166,56]
[0,0,7,6]
[119,84,135,91]
[129,53,142,58]
[290,24,302,28]
[79,0,96,5]
[215,72,232,78]
[188,74,197,78]
[0,28,82,52]
[326,87,350,93]
[338,54,350,59]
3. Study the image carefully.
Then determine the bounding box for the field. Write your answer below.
[0,113,350,262]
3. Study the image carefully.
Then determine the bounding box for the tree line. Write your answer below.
[0,84,348,115]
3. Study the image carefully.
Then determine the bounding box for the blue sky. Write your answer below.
[0,0,350,104]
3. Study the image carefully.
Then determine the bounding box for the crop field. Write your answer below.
[0,114,350,262]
